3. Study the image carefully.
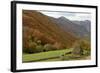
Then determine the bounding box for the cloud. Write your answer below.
[39,11,91,21]
[67,13,91,21]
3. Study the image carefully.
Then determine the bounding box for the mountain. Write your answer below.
[49,16,89,38]
[73,20,91,32]
[23,10,78,50]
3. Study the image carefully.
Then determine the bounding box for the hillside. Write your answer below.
[73,20,91,33]
[23,10,78,52]
[49,16,89,38]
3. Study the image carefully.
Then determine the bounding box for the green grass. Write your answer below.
[40,53,91,62]
[23,48,91,63]
[23,49,72,62]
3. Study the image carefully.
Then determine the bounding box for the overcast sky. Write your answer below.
[39,11,91,21]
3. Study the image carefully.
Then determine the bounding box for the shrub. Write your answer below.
[36,40,42,45]
[35,45,44,52]
[72,41,83,56]
[72,39,90,56]
[83,49,90,56]
[23,42,37,53]
[80,39,90,51]
[44,44,56,51]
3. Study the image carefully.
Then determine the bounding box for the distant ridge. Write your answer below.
[49,16,89,38]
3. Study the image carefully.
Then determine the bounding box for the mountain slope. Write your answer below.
[49,16,89,38]
[73,20,91,33]
[23,10,78,50]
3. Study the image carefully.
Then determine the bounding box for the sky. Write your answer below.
[39,11,91,21]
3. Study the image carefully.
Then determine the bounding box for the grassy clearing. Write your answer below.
[23,49,72,62]
[40,54,91,62]
[23,48,90,63]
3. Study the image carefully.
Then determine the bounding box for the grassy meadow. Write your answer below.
[23,48,90,63]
